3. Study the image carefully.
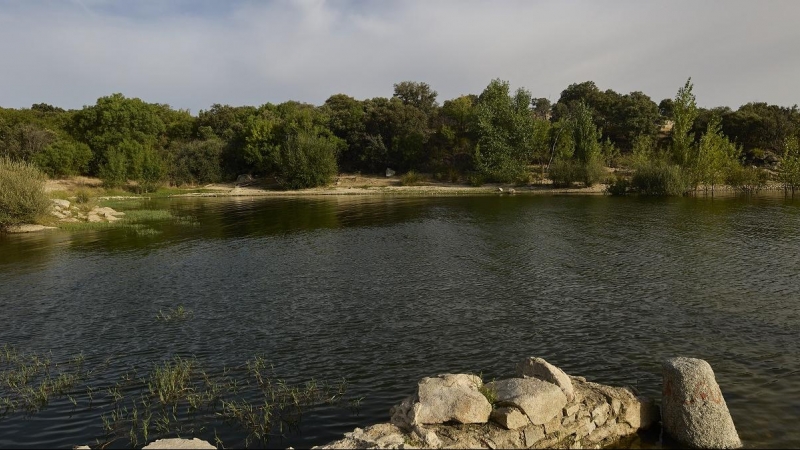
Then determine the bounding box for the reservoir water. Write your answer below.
[1,194,799,448]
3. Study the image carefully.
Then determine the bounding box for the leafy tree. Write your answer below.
[695,115,740,192]
[275,127,340,189]
[393,81,438,115]
[779,137,800,193]
[671,78,699,167]
[0,158,51,228]
[98,146,128,188]
[166,139,224,186]
[474,79,535,182]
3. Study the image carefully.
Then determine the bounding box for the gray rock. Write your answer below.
[52,199,70,209]
[487,378,567,425]
[386,168,396,177]
[490,406,529,430]
[142,438,216,449]
[236,174,254,184]
[662,357,741,449]
[413,374,491,425]
[4,224,57,233]
[515,357,575,402]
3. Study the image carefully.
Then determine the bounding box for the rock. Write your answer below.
[60,217,80,223]
[386,168,396,177]
[236,174,254,184]
[487,378,567,425]
[662,357,741,449]
[314,423,414,449]
[4,224,57,233]
[412,374,492,425]
[142,438,216,449]
[490,406,529,430]
[92,207,124,217]
[87,213,103,223]
[508,188,516,194]
[515,357,575,402]
[498,187,503,192]
[51,210,68,219]
[52,199,71,209]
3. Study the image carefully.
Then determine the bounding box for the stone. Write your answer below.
[412,374,492,425]
[52,199,71,209]
[498,187,503,192]
[313,424,412,449]
[412,425,441,448]
[236,174,254,184]
[87,213,103,223]
[516,357,575,402]
[4,224,56,233]
[611,398,622,416]
[60,218,80,223]
[543,415,562,435]
[508,188,516,194]
[523,425,546,446]
[490,406,529,430]
[51,210,68,219]
[591,402,609,425]
[142,438,216,449]
[564,403,580,417]
[662,357,741,449]
[487,378,567,425]
[92,207,124,217]
[386,168,396,177]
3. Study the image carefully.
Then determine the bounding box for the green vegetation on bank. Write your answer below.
[2,77,800,212]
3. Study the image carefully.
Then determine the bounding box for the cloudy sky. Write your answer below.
[1,0,799,113]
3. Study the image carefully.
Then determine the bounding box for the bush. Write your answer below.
[33,140,93,177]
[467,172,485,186]
[400,170,424,186]
[727,165,767,193]
[0,158,51,229]
[166,139,224,186]
[606,176,631,196]
[549,158,606,188]
[275,129,339,190]
[630,160,691,196]
[98,147,128,188]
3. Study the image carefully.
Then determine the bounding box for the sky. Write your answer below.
[1,0,799,113]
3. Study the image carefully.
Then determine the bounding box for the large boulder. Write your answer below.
[391,374,491,427]
[662,357,741,449]
[142,438,215,449]
[487,378,567,425]
[516,357,575,402]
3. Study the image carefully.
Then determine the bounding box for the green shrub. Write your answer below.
[467,172,485,187]
[606,176,631,196]
[74,189,91,204]
[400,170,424,186]
[549,158,606,188]
[630,160,691,196]
[33,140,93,177]
[98,147,128,189]
[165,139,224,186]
[275,129,339,190]
[0,158,51,229]
[726,165,767,193]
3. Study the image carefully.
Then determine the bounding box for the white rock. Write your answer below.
[4,224,57,233]
[386,168,396,177]
[490,406,529,430]
[516,357,575,402]
[412,374,492,425]
[487,378,567,425]
[52,199,71,209]
[142,438,216,449]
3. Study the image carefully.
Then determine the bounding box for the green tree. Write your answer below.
[0,158,51,228]
[33,139,92,177]
[474,79,534,182]
[779,137,800,193]
[671,78,699,167]
[695,115,741,192]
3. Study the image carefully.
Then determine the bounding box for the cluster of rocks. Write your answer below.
[51,199,125,223]
[318,356,741,449]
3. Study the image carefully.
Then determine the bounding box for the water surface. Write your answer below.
[1,194,799,448]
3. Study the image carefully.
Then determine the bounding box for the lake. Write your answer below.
[1,194,799,448]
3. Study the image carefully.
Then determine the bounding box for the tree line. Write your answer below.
[2,78,800,193]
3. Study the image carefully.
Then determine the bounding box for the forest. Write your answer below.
[2,78,800,196]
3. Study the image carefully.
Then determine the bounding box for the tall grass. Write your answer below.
[0,158,51,229]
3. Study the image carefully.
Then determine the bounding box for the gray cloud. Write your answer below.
[1,0,799,112]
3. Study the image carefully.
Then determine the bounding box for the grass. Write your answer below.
[0,345,358,448]
[399,171,424,186]
[0,158,51,229]
[156,305,193,322]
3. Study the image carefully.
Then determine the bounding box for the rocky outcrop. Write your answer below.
[141,438,216,449]
[390,374,491,427]
[319,359,660,449]
[50,199,125,224]
[662,357,741,449]
[516,356,575,402]
[486,377,567,425]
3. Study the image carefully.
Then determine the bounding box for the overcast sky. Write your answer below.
[1,0,799,113]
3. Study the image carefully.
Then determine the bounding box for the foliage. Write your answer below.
[726,165,768,193]
[630,159,691,196]
[779,137,800,192]
[549,158,606,188]
[275,127,340,190]
[166,138,224,186]
[671,78,699,167]
[474,79,535,182]
[400,170,424,186]
[33,140,92,177]
[0,158,51,229]
[694,115,741,191]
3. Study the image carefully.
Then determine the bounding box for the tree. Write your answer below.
[695,115,740,193]
[392,81,438,114]
[33,139,92,177]
[473,79,536,182]
[779,137,800,193]
[569,101,605,186]
[671,78,699,168]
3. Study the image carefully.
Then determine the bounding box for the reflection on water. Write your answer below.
[1,194,800,448]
